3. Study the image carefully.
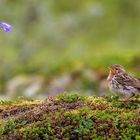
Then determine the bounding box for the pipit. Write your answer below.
[107,64,140,102]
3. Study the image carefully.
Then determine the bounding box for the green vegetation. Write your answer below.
[1,1,140,97]
[0,93,139,139]
[1,2,140,139]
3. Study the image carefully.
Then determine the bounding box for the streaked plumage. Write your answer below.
[107,64,140,101]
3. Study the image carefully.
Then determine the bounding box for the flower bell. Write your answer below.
[0,22,12,32]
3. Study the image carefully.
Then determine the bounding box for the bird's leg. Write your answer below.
[119,98,129,104]
[119,93,135,104]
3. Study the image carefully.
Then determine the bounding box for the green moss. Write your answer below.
[0,93,139,140]
[56,92,86,103]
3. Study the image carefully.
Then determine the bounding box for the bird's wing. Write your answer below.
[115,73,140,88]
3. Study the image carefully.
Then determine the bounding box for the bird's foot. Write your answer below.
[119,99,130,104]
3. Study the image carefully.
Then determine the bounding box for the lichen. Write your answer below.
[0,93,139,140]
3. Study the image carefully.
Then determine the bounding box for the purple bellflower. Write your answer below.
[0,22,12,32]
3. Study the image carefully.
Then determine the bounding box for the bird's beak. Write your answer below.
[108,66,115,73]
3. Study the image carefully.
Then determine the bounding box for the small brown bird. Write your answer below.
[107,64,140,102]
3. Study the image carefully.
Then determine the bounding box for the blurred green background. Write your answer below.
[0,0,140,99]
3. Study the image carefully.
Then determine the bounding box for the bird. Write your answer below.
[107,64,140,102]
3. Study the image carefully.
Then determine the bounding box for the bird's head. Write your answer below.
[109,64,126,75]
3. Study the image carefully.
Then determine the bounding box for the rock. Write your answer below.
[5,75,44,99]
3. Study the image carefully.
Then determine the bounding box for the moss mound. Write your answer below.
[0,93,140,140]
